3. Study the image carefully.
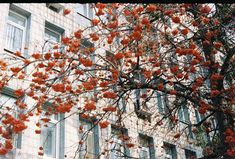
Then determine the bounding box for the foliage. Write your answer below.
[0,3,234,158]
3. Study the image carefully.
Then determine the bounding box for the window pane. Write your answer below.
[156,92,163,113]
[183,106,190,122]
[79,121,95,159]
[8,11,26,26]
[185,149,197,159]
[111,138,123,158]
[41,122,56,157]
[164,143,176,159]
[83,4,88,17]
[178,107,183,121]
[45,28,60,43]
[15,133,22,149]
[140,149,149,159]
[6,23,23,51]
[87,132,94,154]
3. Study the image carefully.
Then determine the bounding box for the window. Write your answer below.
[76,4,93,27]
[44,22,64,52]
[134,74,152,121]
[41,108,64,159]
[195,109,204,123]
[118,96,126,112]
[178,104,190,123]
[185,149,197,159]
[77,4,93,19]
[156,91,167,114]
[5,10,27,52]
[110,127,129,158]
[41,113,57,158]
[46,3,64,13]
[178,100,194,138]
[79,119,99,159]
[164,143,177,159]
[194,109,211,142]
[0,87,23,149]
[139,135,155,159]
[135,74,150,111]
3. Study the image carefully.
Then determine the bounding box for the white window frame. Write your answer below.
[44,27,61,43]
[79,120,95,159]
[110,127,127,159]
[110,137,123,159]
[41,113,60,159]
[156,91,165,114]
[44,26,61,53]
[82,4,93,19]
[164,143,175,159]
[139,147,150,159]
[0,92,23,149]
[6,10,27,53]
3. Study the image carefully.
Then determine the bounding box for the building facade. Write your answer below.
[0,3,203,159]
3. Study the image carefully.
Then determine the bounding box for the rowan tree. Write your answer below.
[0,3,234,159]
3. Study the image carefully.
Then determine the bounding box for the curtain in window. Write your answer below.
[79,122,95,159]
[6,23,23,51]
[41,122,56,157]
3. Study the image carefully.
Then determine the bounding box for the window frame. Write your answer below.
[110,136,123,159]
[44,26,61,44]
[5,10,27,53]
[44,26,62,53]
[40,110,61,159]
[184,149,197,159]
[43,21,64,53]
[110,126,129,159]
[78,119,99,159]
[138,134,155,159]
[0,87,24,149]
[163,142,177,159]
[140,146,150,159]
[156,91,166,114]
[78,4,93,19]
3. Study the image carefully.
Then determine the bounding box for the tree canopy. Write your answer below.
[0,3,234,159]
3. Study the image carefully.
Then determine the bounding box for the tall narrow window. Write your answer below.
[44,22,64,52]
[178,102,194,138]
[40,108,64,158]
[79,120,99,159]
[110,127,129,158]
[83,4,93,19]
[0,87,23,149]
[118,96,126,112]
[178,105,190,123]
[139,135,155,159]
[6,10,27,52]
[77,4,93,19]
[41,113,58,158]
[164,142,177,159]
[185,149,197,159]
[76,4,94,27]
[156,91,166,114]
